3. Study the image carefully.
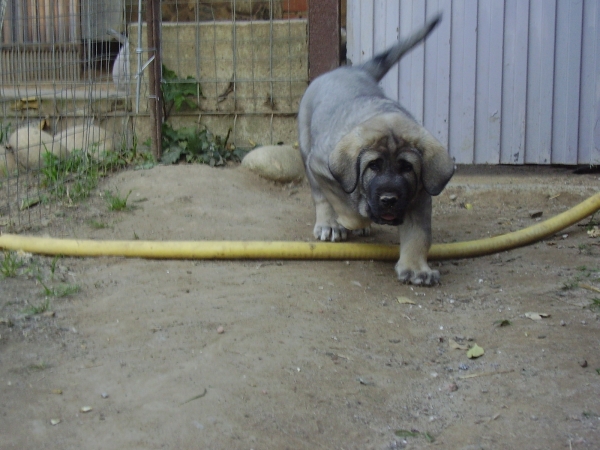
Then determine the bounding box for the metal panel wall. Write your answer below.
[347,0,600,165]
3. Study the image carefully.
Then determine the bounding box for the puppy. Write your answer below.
[298,14,454,286]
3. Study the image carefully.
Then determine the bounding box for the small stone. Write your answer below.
[217,326,225,334]
[80,406,92,413]
[241,145,305,182]
[579,360,588,368]
[449,194,457,201]
[101,392,109,399]
[448,382,458,392]
[529,210,543,218]
[50,419,61,426]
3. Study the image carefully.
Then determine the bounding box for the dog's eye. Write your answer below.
[398,160,413,173]
[367,159,383,172]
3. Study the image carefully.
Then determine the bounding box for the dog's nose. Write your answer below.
[379,194,398,207]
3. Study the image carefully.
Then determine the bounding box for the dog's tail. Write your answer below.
[359,13,442,82]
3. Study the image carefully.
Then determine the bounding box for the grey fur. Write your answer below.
[298,14,454,286]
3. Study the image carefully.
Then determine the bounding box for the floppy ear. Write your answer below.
[414,129,455,195]
[328,127,364,194]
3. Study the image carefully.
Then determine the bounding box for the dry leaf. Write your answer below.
[397,296,416,305]
[449,338,469,350]
[579,284,600,294]
[467,343,485,359]
[588,226,600,238]
[525,312,550,321]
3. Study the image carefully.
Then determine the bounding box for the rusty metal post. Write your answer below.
[308,0,341,81]
[146,0,163,160]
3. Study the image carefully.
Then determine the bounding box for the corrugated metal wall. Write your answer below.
[347,0,600,166]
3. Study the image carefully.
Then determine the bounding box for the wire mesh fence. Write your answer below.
[0,0,309,230]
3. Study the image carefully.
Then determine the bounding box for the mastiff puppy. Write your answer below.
[298,14,454,286]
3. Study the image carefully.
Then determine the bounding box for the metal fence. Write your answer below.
[0,0,309,229]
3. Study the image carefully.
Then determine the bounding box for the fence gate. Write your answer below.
[0,0,309,229]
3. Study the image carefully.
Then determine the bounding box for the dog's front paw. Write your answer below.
[314,222,348,242]
[395,263,440,286]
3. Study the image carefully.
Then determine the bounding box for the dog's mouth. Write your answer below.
[371,212,403,226]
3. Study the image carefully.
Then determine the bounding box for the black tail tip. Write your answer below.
[428,13,443,31]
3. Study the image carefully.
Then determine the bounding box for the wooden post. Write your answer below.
[146,0,163,160]
[308,0,341,81]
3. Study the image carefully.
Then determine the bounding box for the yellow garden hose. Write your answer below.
[1,192,599,261]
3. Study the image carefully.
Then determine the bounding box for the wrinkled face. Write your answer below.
[358,134,422,226]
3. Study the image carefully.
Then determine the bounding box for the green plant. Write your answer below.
[562,266,600,290]
[28,362,48,371]
[590,298,600,311]
[0,121,11,144]
[49,255,61,279]
[104,189,132,211]
[41,149,100,201]
[22,298,50,315]
[88,219,110,229]
[161,64,201,119]
[39,279,80,298]
[102,134,156,170]
[161,123,249,166]
[1,251,22,277]
[584,212,598,230]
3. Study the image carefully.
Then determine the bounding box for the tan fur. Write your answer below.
[329,113,454,196]
[298,16,452,285]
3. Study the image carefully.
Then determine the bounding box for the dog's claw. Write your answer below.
[396,268,440,286]
[314,224,348,242]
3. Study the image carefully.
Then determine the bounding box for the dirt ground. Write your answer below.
[1,163,599,449]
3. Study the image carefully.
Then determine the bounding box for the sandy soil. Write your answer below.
[1,163,599,449]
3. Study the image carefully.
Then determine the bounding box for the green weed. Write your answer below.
[22,298,50,315]
[41,149,99,201]
[0,121,11,143]
[88,219,110,229]
[49,255,61,279]
[161,64,201,119]
[161,123,249,166]
[104,189,132,211]
[28,362,48,371]
[39,279,80,298]
[1,251,22,277]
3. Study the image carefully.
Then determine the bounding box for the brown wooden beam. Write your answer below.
[308,0,341,81]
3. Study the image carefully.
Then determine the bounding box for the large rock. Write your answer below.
[241,144,305,182]
[0,144,17,176]
[55,124,114,159]
[8,126,67,169]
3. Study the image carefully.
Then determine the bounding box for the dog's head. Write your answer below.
[328,113,454,225]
